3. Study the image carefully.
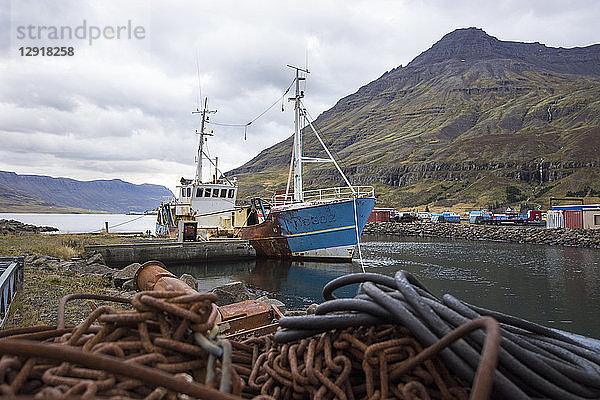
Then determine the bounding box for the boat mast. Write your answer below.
[192,98,216,184]
[288,65,309,202]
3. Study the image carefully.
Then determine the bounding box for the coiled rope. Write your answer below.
[275,271,600,400]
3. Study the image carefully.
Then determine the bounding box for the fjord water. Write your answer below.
[0,213,157,233]
[169,234,600,338]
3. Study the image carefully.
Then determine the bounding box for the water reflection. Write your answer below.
[167,258,361,309]
[359,234,600,338]
[167,259,255,293]
[165,234,600,338]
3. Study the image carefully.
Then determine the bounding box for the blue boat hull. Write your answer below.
[239,198,376,260]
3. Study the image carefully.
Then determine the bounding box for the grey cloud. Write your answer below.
[1,0,599,191]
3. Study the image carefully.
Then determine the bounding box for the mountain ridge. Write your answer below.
[0,171,173,213]
[227,28,600,210]
[408,27,600,75]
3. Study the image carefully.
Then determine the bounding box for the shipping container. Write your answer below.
[564,210,583,229]
[431,212,460,223]
[367,208,392,223]
[583,208,600,230]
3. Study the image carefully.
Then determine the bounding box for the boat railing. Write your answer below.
[272,185,374,206]
[160,195,176,205]
[0,257,24,328]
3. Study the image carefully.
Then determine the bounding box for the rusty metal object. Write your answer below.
[392,317,501,400]
[0,339,241,400]
[134,260,283,336]
[134,260,197,293]
[219,300,283,337]
[57,293,132,329]
[0,259,292,398]
[0,287,237,398]
[237,211,293,258]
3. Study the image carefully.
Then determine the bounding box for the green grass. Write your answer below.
[0,233,141,259]
[2,232,136,329]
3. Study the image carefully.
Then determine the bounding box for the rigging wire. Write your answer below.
[353,197,366,273]
[88,214,148,233]
[300,102,355,194]
[206,79,295,140]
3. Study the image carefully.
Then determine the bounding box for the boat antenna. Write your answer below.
[195,51,203,111]
[192,98,216,184]
[285,65,357,201]
[287,64,309,202]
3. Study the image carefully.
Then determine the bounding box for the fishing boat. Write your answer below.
[155,99,239,238]
[237,66,376,261]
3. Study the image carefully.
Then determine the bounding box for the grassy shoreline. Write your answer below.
[0,232,144,259]
[1,232,137,329]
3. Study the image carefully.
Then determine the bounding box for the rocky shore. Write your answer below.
[5,252,302,330]
[364,221,600,248]
[0,219,58,235]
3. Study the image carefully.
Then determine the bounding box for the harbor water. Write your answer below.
[169,234,600,338]
[2,213,599,338]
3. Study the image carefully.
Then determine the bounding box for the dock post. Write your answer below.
[105,221,109,233]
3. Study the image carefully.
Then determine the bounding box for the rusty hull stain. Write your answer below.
[237,210,292,257]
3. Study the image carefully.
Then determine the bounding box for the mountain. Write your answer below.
[228,27,600,210]
[0,171,173,213]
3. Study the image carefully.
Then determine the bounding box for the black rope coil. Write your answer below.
[274,271,600,400]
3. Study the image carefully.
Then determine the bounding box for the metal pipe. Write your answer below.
[391,317,501,400]
[134,260,197,294]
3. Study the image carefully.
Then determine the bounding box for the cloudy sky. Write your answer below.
[1,0,598,193]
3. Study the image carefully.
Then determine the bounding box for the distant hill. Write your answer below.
[228,27,600,211]
[0,171,173,213]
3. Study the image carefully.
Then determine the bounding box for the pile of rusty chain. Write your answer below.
[0,290,243,399]
[233,325,470,400]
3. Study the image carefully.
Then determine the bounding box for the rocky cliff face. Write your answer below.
[227,28,600,209]
[408,27,600,75]
[0,171,173,213]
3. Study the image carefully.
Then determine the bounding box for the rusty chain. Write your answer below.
[232,324,472,400]
[0,290,243,399]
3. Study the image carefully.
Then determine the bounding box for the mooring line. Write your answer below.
[353,197,365,274]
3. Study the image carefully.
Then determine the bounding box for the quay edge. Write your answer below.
[84,239,256,267]
[364,221,600,248]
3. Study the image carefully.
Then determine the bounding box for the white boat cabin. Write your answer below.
[176,179,238,229]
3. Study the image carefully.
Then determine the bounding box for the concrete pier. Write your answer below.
[84,239,256,267]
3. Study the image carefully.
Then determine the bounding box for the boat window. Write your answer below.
[220,189,227,198]
[204,188,211,197]
[212,188,219,197]
[187,188,191,197]
[196,187,203,197]
[228,189,235,198]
